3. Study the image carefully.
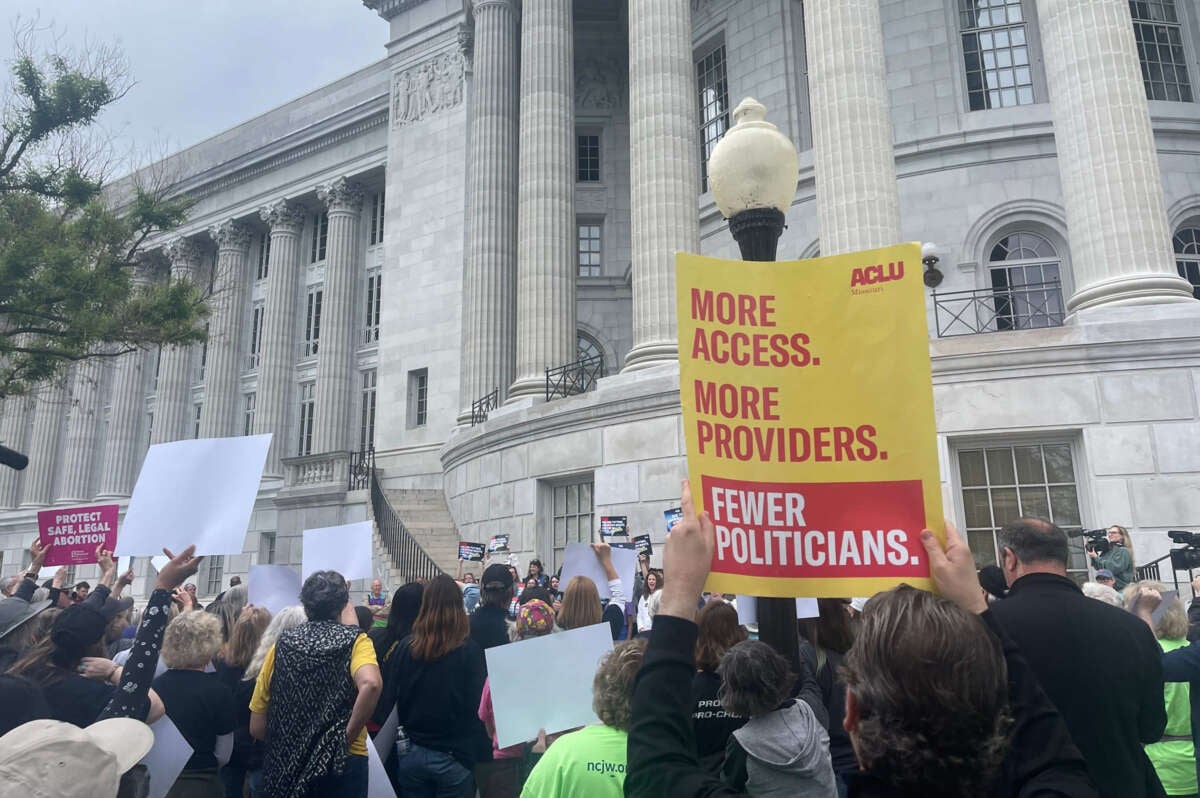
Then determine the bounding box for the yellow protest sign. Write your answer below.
[676,243,941,598]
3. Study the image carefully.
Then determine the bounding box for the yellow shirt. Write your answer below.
[250,632,377,757]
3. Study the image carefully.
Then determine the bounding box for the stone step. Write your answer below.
[370,485,462,577]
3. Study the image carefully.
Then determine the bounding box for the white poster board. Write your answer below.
[248,564,302,615]
[115,434,270,556]
[138,715,194,798]
[367,737,396,798]
[557,543,638,602]
[486,622,614,748]
[302,521,374,582]
[735,596,821,625]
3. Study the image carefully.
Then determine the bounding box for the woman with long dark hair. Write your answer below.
[690,601,747,774]
[384,575,487,797]
[371,582,425,665]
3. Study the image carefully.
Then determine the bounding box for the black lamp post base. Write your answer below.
[729,207,786,262]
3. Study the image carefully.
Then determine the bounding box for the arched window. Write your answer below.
[577,332,604,364]
[1173,224,1200,299]
[987,231,1065,330]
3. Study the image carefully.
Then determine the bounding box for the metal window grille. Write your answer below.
[1173,226,1200,299]
[243,393,256,437]
[577,223,602,277]
[360,369,377,451]
[1131,0,1193,102]
[696,45,729,191]
[364,273,381,344]
[310,212,329,263]
[957,442,1088,579]
[297,382,315,456]
[256,233,271,281]
[959,0,1035,110]
[303,289,323,358]
[577,134,600,182]
[551,481,594,574]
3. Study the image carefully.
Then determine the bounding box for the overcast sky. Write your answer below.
[2,1,386,167]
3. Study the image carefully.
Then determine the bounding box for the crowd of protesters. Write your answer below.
[4,495,1200,798]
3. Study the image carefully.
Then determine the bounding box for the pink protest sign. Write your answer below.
[37,504,120,566]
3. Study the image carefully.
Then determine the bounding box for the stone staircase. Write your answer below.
[373,488,461,584]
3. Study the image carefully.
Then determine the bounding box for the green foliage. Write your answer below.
[0,34,206,399]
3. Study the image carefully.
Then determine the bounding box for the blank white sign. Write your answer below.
[248,564,302,615]
[486,622,614,748]
[115,435,270,556]
[302,521,374,582]
[557,543,638,602]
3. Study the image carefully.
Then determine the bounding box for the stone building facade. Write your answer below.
[2,0,1200,596]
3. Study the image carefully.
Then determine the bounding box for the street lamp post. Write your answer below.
[707,98,803,675]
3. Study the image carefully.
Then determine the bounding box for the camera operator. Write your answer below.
[1188,575,1200,644]
[1089,525,1135,591]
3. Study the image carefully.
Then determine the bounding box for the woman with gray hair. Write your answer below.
[716,640,836,796]
[249,571,382,797]
[1127,581,1197,797]
[151,611,237,797]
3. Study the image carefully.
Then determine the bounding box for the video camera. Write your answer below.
[1169,530,1200,571]
[1071,528,1110,556]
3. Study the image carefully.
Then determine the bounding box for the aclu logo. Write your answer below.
[849,261,904,295]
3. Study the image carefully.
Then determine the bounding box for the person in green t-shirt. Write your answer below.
[1129,582,1198,797]
[521,638,647,798]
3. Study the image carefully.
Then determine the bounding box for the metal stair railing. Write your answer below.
[369,470,444,582]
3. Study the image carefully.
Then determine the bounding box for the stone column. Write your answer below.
[458,0,520,419]
[623,0,701,371]
[200,220,254,439]
[18,380,67,507]
[152,238,204,445]
[508,0,576,400]
[0,395,33,507]
[95,347,147,499]
[804,0,901,254]
[254,200,306,476]
[56,360,105,502]
[1036,0,1194,310]
[313,178,364,453]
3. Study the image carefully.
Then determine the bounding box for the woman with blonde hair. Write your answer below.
[383,574,487,797]
[152,610,237,797]
[1128,581,1197,797]
[1091,525,1136,590]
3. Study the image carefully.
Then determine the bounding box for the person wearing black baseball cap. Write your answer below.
[8,589,161,728]
[470,563,515,656]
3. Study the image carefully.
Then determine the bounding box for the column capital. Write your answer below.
[472,0,517,11]
[259,199,306,234]
[207,219,254,252]
[317,178,365,215]
[163,237,206,271]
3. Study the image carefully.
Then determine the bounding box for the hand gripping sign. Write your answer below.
[675,243,942,598]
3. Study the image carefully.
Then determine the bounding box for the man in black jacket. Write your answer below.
[989,517,1167,798]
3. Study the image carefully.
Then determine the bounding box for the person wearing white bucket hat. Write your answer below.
[0,717,154,798]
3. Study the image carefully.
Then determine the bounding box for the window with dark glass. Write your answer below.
[959,0,1035,110]
[297,382,315,455]
[257,233,271,281]
[360,369,377,451]
[987,232,1064,330]
[364,273,381,344]
[577,134,601,182]
[696,44,730,191]
[370,191,386,246]
[310,212,329,263]
[303,289,323,358]
[1131,0,1193,102]
[1173,224,1200,298]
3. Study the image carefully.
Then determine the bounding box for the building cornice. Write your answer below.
[364,0,433,21]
